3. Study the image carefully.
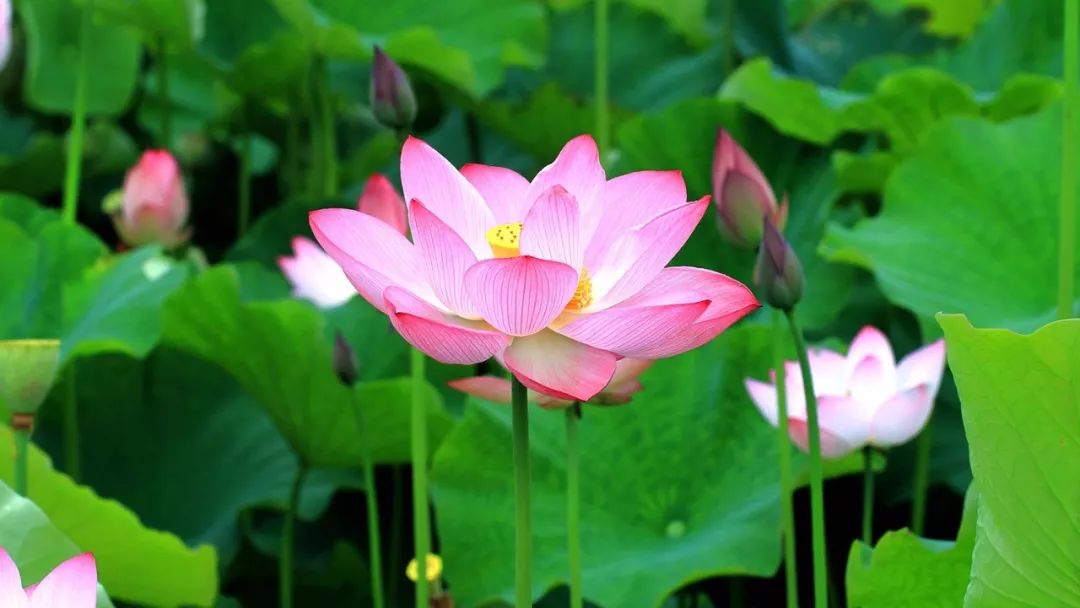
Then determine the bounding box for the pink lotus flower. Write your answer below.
[745,326,946,457]
[280,174,408,308]
[0,549,97,607]
[450,358,653,408]
[712,130,787,249]
[310,135,760,401]
[110,150,190,248]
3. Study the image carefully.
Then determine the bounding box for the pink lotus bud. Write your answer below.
[358,173,407,235]
[754,219,803,311]
[712,129,787,249]
[0,0,11,72]
[110,150,190,248]
[370,46,417,131]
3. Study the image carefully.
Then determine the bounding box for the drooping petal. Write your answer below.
[869,384,932,447]
[357,174,408,235]
[463,256,579,336]
[408,200,479,317]
[584,170,687,269]
[787,395,869,458]
[520,185,582,269]
[461,163,531,223]
[847,326,896,372]
[896,339,946,395]
[278,237,356,309]
[309,208,437,313]
[447,376,513,404]
[384,287,510,364]
[523,135,605,243]
[401,137,495,258]
[26,553,96,608]
[589,197,709,309]
[745,378,779,426]
[0,549,27,608]
[554,300,709,358]
[503,330,617,401]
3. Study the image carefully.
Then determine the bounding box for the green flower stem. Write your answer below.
[594,0,610,159]
[359,402,386,608]
[722,0,735,76]
[285,104,301,198]
[280,462,307,608]
[410,347,430,608]
[158,39,172,148]
[566,404,583,608]
[238,131,252,236]
[388,465,404,608]
[316,58,338,197]
[511,375,533,607]
[61,0,92,225]
[13,425,29,496]
[63,366,80,482]
[771,309,798,608]
[910,423,933,534]
[861,447,875,548]
[785,310,829,608]
[1060,0,1079,319]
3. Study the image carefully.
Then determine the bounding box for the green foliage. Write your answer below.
[939,314,1080,607]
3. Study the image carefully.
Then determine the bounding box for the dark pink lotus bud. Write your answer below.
[358,173,407,236]
[108,150,190,248]
[754,219,803,311]
[370,46,417,131]
[712,129,787,249]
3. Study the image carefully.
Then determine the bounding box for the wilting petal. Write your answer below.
[461,163,531,223]
[310,208,437,313]
[590,197,709,309]
[847,326,896,372]
[0,549,26,608]
[869,384,932,447]
[447,376,513,404]
[409,200,479,317]
[463,256,578,336]
[278,237,356,309]
[520,186,582,269]
[503,330,617,401]
[896,339,946,394]
[555,300,709,358]
[401,137,495,258]
[384,287,509,364]
[745,378,779,426]
[523,135,605,243]
[26,553,96,608]
[788,395,869,458]
[358,174,407,235]
[584,170,687,269]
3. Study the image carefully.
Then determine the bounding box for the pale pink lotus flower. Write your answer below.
[310,135,760,401]
[111,150,190,248]
[280,174,408,308]
[745,326,946,457]
[0,0,11,72]
[0,549,97,608]
[450,358,653,408]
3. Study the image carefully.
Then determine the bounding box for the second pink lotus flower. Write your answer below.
[0,549,97,608]
[310,135,760,401]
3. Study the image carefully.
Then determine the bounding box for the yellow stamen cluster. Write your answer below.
[486,222,522,258]
[406,553,444,583]
[566,269,593,310]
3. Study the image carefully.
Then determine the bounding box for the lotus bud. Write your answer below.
[370,46,417,132]
[754,219,803,311]
[712,129,787,249]
[109,150,190,248]
[358,173,408,236]
[0,339,61,415]
[332,331,359,387]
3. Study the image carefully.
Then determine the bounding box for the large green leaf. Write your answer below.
[161,266,451,468]
[0,425,217,606]
[431,325,867,607]
[939,314,1080,607]
[20,0,142,115]
[845,486,977,607]
[94,0,205,49]
[826,106,1073,332]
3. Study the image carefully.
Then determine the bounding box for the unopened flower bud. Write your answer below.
[332,331,359,387]
[712,129,787,249]
[754,220,803,311]
[370,46,417,132]
[110,150,190,248]
[0,339,61,415]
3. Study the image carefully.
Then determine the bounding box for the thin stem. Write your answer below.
[785,310,828,608]
[62,366,80,482]
[566,404,583,608]
[14,427,28,496]
[280,463,307,608]
[511,375,532,608]
[910,423,933,535]
[410,348,430,608]
[1059,0,1078,319]
[61,0,93,225]
[285,104,301,199]
[238,131,252,236]
[389,465,404,608]
[158,39,172,148]
[360,403,386,608]
[722,0,735,77]
[771,309,798,608]
[594,0,610,160]
[861,447,875,548]
[316,58,338,197]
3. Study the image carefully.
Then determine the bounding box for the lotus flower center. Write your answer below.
[486,222,593,311]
